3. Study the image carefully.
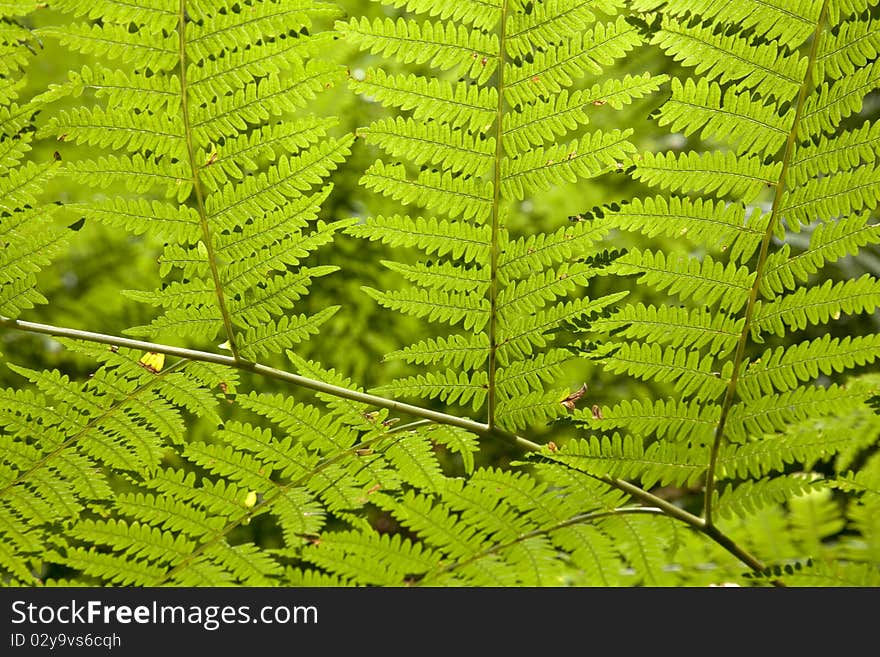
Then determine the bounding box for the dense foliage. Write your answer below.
[1,0,878,587]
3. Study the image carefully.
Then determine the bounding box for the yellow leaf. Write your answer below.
[138,352,165,373]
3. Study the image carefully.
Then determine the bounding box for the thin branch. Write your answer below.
[487,0,510,429]
[177,0,241,361]
[0,315,492,435]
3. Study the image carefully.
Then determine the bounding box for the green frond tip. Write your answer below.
[633,150,781,202]
[376,0,502,31]
[609,249,754,313]
[239,306,341,360]
[362,286,490,333]
[375,369,489,412]
[345,215,491,263]
[501,129,637,200]
[339,16,499,84]
[385,334,490,371]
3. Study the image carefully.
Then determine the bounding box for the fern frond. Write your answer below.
[360,117,495,178]
[656,77,791,156]
[496,350,571,399]
[497,262,601,321]
[760,215,880,296]
[816,15,880,80]
[498,220,608,281]
[773,560,880,587]
[48,0,178,33]
[495,388,568,431]
[605,195,766,264]
[753,274,880,338]
[555,434,707,490]
[633,150,781,202]
[361,160,493,223]
[372,489,492,564]
[302,528,442,585]
[383,431,449,493]
[575,397,721,444]
[497,293,628,363]
[0,205,66,317]
[596,341,729,400]
[343,0,656,432]
[341,16,499,83]
[725,384,871,442]
[651,16,806,101]
[597,3,880,560]
[377,0,502,31]
[235,391,359,456]
[503,73,667,153]
[739,334,880,398]
[790,119,880,185]
[346,215,491,263]
[363,286,490,332]
[0,342,222,582]
[381,260,488,295]
[41,0,350,361]
[799,59,880,139]
[609,249,753,313]
[781,163,880,230]
[349,68,497,131]
[633,0,820,44]
[505,16,642,106]
[385,334,490,371]
[715,476,827,521]
[592,303,743,355]
[239,306,341,361]
[37,22,178,69]
[374,370,489,412]
[718,427,863,480]
[505,0,610,58]
[501,128,636,200]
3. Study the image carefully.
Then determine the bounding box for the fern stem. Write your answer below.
[487,0,510,429]
[0,315,507,440]
[702,0,830,529]
[177,0,242,361]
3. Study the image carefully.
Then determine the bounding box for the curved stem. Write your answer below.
[703,0,830,528]
[178,0,241,361]
[487,0,510,429]
[0,315,492,435]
